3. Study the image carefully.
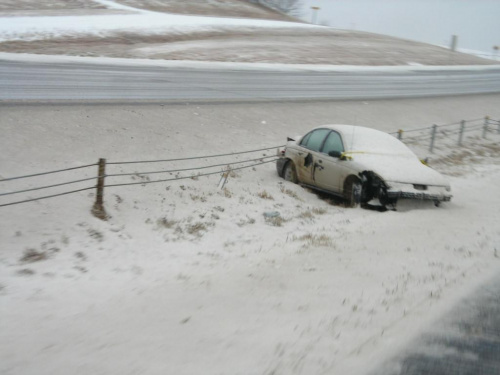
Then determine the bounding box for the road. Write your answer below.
[1,60,500,101]
[372,272,500,375]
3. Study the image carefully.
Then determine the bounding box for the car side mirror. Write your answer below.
[328,150,343,159]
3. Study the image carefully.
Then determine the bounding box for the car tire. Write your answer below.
[344,176,362,208]
[283,161,298,184]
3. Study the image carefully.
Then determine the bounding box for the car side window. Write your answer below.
[321,131,344,155]
[299,132,312,147]
[299,129,330,152]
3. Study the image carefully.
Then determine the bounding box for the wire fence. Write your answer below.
[390,116,500,152]
[1,116,498,213]
[0,145,282,213]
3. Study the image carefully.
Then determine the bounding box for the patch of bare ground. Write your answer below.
[113,0,297,21]
[0,28,494,65]
[0,0,105,11]
[0,0,116,16]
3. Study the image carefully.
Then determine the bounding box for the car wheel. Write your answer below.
[344,176,362,208]
[283,161,298,183]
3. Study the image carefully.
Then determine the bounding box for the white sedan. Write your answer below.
[276,124,452,208]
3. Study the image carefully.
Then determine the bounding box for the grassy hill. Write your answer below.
[0,0,495,65]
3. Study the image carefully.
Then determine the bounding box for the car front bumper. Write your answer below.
[386,182,452,202]
[387,191,452,202]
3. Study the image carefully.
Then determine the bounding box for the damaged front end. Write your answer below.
[359,171,452,208]
[359,171,396,207]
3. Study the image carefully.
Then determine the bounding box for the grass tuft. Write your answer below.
[258,190,274,200]
[187,222,207,236]
[20,249,47,263]
[222,188,232,198]
[157,217,178,229]
[312,207,327,215]
[265,216,285,227]
[294,233,334,247]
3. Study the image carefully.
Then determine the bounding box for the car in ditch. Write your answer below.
[276,124,452,209]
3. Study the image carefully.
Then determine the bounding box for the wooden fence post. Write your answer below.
[429,124,438,153]
[458,120,465,146]
[397,129,403,140]
[91,158,107,220]
[482,116,489,139]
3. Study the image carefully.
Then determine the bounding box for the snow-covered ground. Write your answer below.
[1,98,499,374]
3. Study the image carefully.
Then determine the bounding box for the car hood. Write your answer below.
[349,153,450,187]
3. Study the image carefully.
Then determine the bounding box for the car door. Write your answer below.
[312,130,346,193]
[292,128,331,185]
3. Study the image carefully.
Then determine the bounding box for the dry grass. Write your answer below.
[279,184,304,201]
[20,249,48,263]
[284,189,301,200]
[294,233,334,247]
[222,188,232,198]
[186,222,208,236]
[157,217,178,229]
[265,216,286,227]
[75,251,87,260]
[430,140,500,175]
[87,229,104,242]
[312,207,327,215]
[237,217,256,227]
[17,268,36,276]
[297,207,327,220]
[0,26,493,66]
[0,0,105,11]
[257,190,274,200]
[190,194,207,202]
[297,211,314,220]
[114,0,295,20]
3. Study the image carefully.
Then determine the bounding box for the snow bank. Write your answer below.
[1,52,499,73]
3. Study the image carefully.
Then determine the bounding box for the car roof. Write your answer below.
[310,124,414,156]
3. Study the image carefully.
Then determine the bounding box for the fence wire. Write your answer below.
[436,121,463,128]
[0,186,95,208]
[106,155,277,178]
[104,158,279,189]
[1,163,97,182]
[0,176,99,197]
[107,145,283,165]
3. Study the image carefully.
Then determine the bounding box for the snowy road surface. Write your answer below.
[1,59,500,101]
[372,272,500,375]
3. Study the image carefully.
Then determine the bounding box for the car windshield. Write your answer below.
[339,126,416,156]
